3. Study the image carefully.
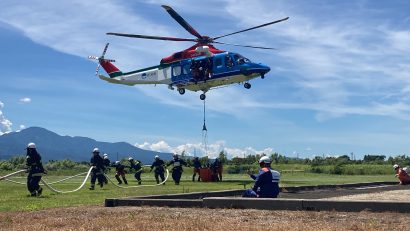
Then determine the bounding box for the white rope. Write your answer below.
[104,168,169,188]
[40,167,93,194]
[0,169,26,181]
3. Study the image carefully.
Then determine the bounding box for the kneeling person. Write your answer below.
[243,156,280,198]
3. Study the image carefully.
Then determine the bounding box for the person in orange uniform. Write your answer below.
[394,164,410,185]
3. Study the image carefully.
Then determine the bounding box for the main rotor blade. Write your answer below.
[213,41,276,50]
[107,32,196,42]
[161,5,203,39]
[213,17,289,40]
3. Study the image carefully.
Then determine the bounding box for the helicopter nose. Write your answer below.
[261,64,270,74]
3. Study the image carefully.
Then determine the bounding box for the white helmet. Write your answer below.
[393,164,399,169]
[154,155,160,159]
[128,157,134,161]
[27,142,36,149]
[403,167,408,172]
[92,148,100,153]
[103,153,108,157]
[115,161,120,164]
[259,156,271,164]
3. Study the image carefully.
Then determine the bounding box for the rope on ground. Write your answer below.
[104,169,169,189]
[40,167,93,194]
[0,169,26,181]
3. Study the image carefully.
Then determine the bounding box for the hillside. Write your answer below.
[0,127,171,163]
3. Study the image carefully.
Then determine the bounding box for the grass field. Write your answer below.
[0,170,397,212]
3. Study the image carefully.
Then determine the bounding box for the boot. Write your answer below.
[37,187,43,196]
[89,185,95,190]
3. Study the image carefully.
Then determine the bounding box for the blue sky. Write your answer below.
[1,0,410,159]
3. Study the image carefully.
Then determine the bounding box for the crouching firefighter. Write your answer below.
[89,148,105,190]
[26,142,46,197]
[167,153,187,185]
[114,161,128,185]
[243,156,280,198]
[128,157,142,185]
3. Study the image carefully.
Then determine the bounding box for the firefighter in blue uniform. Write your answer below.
[243,156,280,198]
[167,154,187,185]
[25,142,46,196]
[150,155,166,184]
[89,148,105,190]
[128,157,143,185]
[192,157,202,182]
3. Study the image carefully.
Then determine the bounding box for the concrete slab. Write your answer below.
[302,199,410,212]
[204,197,304,210]
[106,198,202,208]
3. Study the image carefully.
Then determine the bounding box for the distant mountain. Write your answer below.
[0,127,172,164]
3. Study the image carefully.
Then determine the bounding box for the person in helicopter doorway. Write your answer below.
[190,59,200,84]
[113,161,128,185]
[150,155,166,185]
[101,153,110,185]
[25,142,46,197]
[203,56,213,82]
[89,148,106,190]
[167,153,188,185]
[243,156,281,198]
[192,156,202,182]
[128,157,143,185]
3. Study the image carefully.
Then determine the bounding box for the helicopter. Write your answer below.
[88,5,289,100]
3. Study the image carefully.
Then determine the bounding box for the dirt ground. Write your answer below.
[0,205,408,231]
[1,188,409,231]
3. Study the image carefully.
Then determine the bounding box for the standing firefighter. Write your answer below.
[114,161,128,185]
[211,158,223,181]
[243,156,281,198]
[167,154,187,185]
[128,157,142,185]
[150,155,166,184]
[89,148,105,190]
[102,153,110,185]
[25,143,46,196]
[192,157,201,182]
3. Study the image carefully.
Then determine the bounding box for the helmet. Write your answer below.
[259,156,271,164]
[103,156,108,159]
[92,148,100,153]
[103,153,108,157]
[403,167,408,172]
[393,164,399,169]
[173,153,178,158]
[115,161,120,164]
[154,155,160,159]
[27,143,36,149]
[128,157,134,161]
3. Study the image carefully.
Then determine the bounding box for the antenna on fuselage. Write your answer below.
[202,99,208,156]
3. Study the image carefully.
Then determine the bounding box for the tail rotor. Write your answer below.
[88,43,116,75]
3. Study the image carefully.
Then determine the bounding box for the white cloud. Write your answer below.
[135,140,273,159]
[0,101,13,135]
[19,97,31,103]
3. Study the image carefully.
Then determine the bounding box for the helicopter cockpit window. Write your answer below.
[225,55,234,68]
[172,65,182,76]
[233,54,250,65]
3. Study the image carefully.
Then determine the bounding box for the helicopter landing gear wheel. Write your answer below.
[261,74,265,79]
[200,94,206,100]
[244,82,251,89]
[178,88,185,95]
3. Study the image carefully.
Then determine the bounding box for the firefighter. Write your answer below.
[150,155,166,184]
[25,143,46,196]
[394,164,410,185]
[89,148,105,190]
[101,153,110,185]
[243,156,281,198]
[128,157,142,185]
[167,154,187,185]
[210,158,223,181]
[114,161,128,184]
[192,157,201,182]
